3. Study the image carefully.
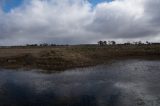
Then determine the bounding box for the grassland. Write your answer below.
[0,44,160,71]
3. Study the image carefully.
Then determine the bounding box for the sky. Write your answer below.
[2,0,23,12]
[0,0,160,45]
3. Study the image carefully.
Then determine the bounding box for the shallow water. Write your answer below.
[0,59,160,106]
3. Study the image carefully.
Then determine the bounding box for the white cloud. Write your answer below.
[0,0,160,45]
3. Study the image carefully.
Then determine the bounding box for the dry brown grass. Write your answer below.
[0,45,160,71]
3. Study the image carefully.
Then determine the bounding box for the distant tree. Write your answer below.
[124,42,131,45]
[134,41,139,45]
[146,41,150,45]
[103,41,107,45]
[108,41,116,45]
[33,44,38,46]
[40,44,43,46]
[138,41,142,45]
[26,44,30,46]
[111,41,116,45]
[51,44,56,46]
[26,44,38,47]
[40,43,48,46]
[133,42,137,45]
[98,41,104,46]
[108,41,112,45]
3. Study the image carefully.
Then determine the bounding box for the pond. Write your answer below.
[0,59,160,106]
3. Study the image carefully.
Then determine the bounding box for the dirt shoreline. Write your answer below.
[0,45,160,71]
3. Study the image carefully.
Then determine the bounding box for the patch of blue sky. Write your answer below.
[2,0,113,12]
[89,0,113,6]
[2,0,24,12]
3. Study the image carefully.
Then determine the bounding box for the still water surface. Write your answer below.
[0,59,160,106]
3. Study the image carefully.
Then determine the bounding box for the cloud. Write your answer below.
[0,0,94,45]
[87,0,159,39]
[144,0,160,26]
[0,0,160,45]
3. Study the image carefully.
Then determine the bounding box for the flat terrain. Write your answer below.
[0,44,160,71]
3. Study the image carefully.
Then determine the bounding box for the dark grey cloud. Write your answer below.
[0,0,160,45]
[144,0,160,26]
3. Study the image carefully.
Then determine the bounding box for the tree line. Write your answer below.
[24,41,160,47]
[26,43,69,47]
[97,41,160,46]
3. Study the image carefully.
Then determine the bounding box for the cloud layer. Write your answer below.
[0,0,160,45]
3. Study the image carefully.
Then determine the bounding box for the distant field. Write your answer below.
[0,44,160,71]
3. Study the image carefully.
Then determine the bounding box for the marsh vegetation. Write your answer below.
[0,42,160,70]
